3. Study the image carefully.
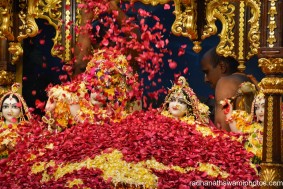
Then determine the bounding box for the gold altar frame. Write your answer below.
[0,0,282,185]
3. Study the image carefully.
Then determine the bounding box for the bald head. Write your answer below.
[200,47,239,89]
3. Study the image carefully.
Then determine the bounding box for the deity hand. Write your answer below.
[0,144,6,153]
[219,99,233,123]
[45,97,57,113]
[6,142,14,151]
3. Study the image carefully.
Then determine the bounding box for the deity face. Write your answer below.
[254,97,265,123]
[168,92,188,118]
[45,97,57,112]
[90,92,106,107]
[2,96,21,125]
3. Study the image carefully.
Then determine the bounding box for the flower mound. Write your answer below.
[0,110,259,188]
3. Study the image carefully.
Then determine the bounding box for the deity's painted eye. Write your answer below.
[2,105,9,109]
[12,105,20,109]
[178,98,186,104]
[170,97,176,101]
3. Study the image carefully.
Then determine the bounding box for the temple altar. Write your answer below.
[0,0,282,188]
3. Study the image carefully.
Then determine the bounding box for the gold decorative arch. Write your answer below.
[0,0,262,67]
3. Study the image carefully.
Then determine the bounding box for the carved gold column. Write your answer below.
[258,0,283,188]
[0,0,16,96]
[0,38,15,96]
[202,0,261,72]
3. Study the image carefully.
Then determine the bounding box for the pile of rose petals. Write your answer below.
[0,110,259,188]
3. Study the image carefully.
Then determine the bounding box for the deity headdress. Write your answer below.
[47,81,88,104]
[0,83,31,121]
[44,81,89,130]
[233,81,257,114]
[250,89,265,122]
[83,49,141,109]
[162,76,210,124]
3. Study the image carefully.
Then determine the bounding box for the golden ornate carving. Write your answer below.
[17,0,39,41]
[258,58,283,75]
[237,1,245,72]
[266,96,273,162]
[0,86,10,97]
[0,70,15,86]
[202,0,236,58]
[246,0,260,59]
[267,0,277,47]
[0,0,14,40]
[238,1,244,60]
[8,42,24,64]
[36,0,63,59]
[192,41,202,53]
[133,0,170,6]
[260,163,283,185]
[64,0,71,61]
[259,78,283,94]
[171,0,198,40]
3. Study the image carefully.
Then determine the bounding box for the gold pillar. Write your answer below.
[0,38,15,96]
[258,0,283,188]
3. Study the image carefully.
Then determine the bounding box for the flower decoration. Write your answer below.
[82,49,141,118]
[0,110,259,188]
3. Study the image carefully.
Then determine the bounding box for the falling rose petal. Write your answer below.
[39,39,45,45]
[183,67,189,74]
[22,76,27,81]
[28,107,35,113]
[35,99,45,110]
[209,95,215,99]
[138,9,151,17]
[112,10,119,17]
[168,59,177,69]
[38,29,43,34]
[59,75,68,82]
[174,73,181,79]
[143,96,148,108]
[42,63,47,68]
[101,39,109,46]
[180,44,187,49]
[126,54,132,61]
[164,4,171,10]
[178,48,185,56]
[153,15,160,22]
[31,90,36,96]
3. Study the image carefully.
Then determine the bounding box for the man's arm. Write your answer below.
[214,77,240,131]
[72,0,135,78]
[72,6,94,78]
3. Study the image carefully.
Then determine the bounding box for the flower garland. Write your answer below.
[230,110,263,160]
[0,122,21,156]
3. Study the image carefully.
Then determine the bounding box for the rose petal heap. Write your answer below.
[0,110,259,188]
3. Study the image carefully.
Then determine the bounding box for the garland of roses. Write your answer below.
[0,110,259,188]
